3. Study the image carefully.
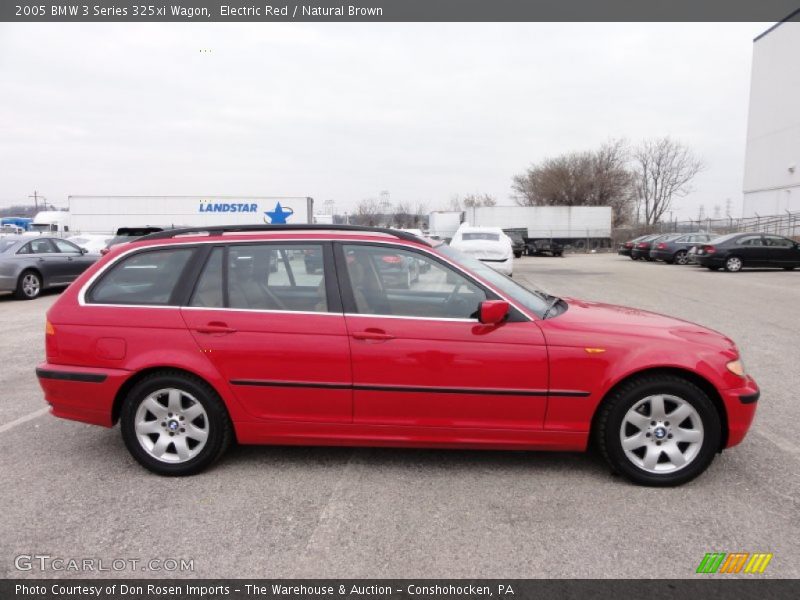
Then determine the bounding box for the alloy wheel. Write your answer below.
[675,251,688,265]
[619,394,704,474]
[134,388,209,463]
[22,273,40,298]
[726,256,743,272]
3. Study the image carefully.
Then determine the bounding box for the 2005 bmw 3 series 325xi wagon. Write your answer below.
[36,225,759,485]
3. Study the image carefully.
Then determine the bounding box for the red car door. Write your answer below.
[337,243,549,430]
[180,242,352,423]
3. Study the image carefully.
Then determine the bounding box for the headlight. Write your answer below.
[726,359,746,377]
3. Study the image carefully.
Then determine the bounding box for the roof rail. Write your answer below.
[135,224,433,246]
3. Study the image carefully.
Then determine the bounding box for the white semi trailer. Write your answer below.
[68,195,314,234]
[464,205,613,250]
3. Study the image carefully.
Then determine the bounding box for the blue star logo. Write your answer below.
[264,202,294,224]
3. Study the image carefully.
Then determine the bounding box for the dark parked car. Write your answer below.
[651,233,714,264]
[527,239,563,257]
[102,226,190,255]
[696,233,800,272]
[503,229,526,259]
[304,246,323,273]
[0,236,97,300]
[631,234,671,260]
[618,235,649,257]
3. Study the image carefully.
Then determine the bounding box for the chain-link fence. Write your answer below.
[613,211,800,247]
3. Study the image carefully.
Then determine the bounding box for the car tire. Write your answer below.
[783,267,795,271]
[595,374,721,486]
[14,270,42,300]
[674,250,688,265]
[724,256,743,272]
[120,371,233,476]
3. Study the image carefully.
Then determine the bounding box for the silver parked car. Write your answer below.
[0,236,98,300]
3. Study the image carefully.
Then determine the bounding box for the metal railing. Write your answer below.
[614,211,800,246]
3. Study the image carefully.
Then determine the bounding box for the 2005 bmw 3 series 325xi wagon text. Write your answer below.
[35,225,759,486]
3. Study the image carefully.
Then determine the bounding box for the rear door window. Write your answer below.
[19,239,56,255]
[227,243,328,312]
[88,248,194,305]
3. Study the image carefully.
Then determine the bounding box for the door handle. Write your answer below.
[352,330,395,341]
[196,322,237,335]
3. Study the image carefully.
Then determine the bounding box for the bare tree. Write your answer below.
[632,137,704,225]
[511,140,634,226]
[391,201,413,228]
[352,198,381,227]
[462,193,497,208]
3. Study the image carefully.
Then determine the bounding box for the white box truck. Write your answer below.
[68,196,314,234]
[428,211,463,242]
[464,205,612,251]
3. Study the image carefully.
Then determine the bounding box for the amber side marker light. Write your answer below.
[45,320,55,335]
[585,348,606,354]
[726,359,746,377]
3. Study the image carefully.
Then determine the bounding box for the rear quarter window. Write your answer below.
[87,248,194,306]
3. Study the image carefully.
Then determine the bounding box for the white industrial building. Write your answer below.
[742,18,800,217]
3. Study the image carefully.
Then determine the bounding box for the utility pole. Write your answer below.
[28,191,46,212]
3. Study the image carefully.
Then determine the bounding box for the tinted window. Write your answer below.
[763,236,794,248]
[227,244,327,312]
[19,239,56,254]
[343,244,486,319]
[737,235,763,247]
[88,248,193,305]
[53,239,81,253]
[461,233,500,241]
[189,248,224,308]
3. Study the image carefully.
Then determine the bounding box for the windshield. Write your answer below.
[439,245,553,318]
[461,232,500,241]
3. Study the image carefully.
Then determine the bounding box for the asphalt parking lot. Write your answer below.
[0,253,798,579]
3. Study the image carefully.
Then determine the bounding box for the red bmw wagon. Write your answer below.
[36,225,759,485]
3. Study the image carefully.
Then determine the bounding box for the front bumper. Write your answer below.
[721,375,760,448]
[36,363,129,427]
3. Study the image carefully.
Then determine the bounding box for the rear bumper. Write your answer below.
[36,363,129,427]
[721,375,760,448]
[479,258,513,276]
[696,255,725,267]
[630,249,650,259]
[617,248,632,256]
[650,250,672,262]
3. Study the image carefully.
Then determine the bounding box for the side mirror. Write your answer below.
[479,300,509,325]
[80,247,88,254]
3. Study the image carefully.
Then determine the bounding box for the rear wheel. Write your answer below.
[120,372,232,476]
[595,375,720,486]
[14,270,42,300]
[674,250,689,265]
[725,256,743,272]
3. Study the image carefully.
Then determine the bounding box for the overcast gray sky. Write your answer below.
[0,22,768,218]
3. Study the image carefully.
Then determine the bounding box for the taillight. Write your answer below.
[656,242,667,249]
[45,320,58,358]
[637,242,648,248]
[624,242,632,248]
[381,255,403,264]
[704,245,716,254]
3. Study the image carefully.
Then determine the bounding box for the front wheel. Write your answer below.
[120,372,232,476]
[595,375,721,486]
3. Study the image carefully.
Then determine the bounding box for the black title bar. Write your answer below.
[3,1,800,22]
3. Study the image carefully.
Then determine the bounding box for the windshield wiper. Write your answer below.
[541,296,561,320]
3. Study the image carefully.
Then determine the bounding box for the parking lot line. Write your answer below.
[0,406,49,434]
